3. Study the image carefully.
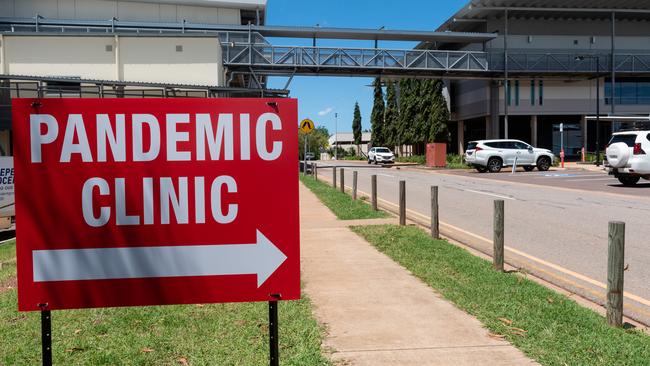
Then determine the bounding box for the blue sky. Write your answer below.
[265,0,468,135]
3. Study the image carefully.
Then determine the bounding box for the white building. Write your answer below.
[0,0,266,86]
[328,132,372,155]
[423,0,650,157]
[0,0,269,156]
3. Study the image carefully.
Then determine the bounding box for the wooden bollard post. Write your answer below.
[371,175,378,211]
[352,171,358,200]
[493,200,504,272]
[314,164,318,180]
[431,186,439,239]
[340,168,345,193]
[333,167,337,189]
[399,180,406,226]
[607,221,625,327]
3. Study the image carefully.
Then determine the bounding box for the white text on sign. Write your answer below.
[28,112,284,227]
[29,113,283,163]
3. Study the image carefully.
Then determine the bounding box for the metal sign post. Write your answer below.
[560,123,564,168]
[268,294,281,366]
[300,118,315,174]
[303,135,307,175]
[39,304,52,366]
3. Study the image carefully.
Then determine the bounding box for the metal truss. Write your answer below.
[223,44,490,74]
[224,45,650,76]
[491,52,650,74]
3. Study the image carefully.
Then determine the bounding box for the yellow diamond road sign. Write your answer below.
[300,118,315,134]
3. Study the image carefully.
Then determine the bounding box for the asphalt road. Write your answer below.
[443,168,650,197]
[314,161,650,324]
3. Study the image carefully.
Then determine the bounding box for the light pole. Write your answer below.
[576,55,601,165]
[334,112,338,160]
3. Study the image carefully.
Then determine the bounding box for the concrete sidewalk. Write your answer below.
[299,182,538,366]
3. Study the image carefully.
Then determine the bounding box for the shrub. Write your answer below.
[343,155,366,161]
[446,154,469,169]
[396,155,426,164]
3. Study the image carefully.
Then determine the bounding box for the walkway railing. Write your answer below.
[223,44,490,73]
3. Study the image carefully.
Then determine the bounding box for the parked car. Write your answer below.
[368,147,395,165]
[605,130,650,186]
[305,152,315,160]
[464,139,555,173]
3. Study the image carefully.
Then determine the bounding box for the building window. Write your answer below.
[506,81,511,106]
[45,80,81,97]
[515,80,520,106]
[605,78,650,105]
[530,80,535,106]
[539,80,544,106]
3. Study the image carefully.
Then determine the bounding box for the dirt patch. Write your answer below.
[0,276,16,294]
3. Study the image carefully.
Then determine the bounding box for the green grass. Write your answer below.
[396,155,426,164]
[351,225,650,366]
[342,155,365,161]
[395,154,469,169]
[0,243,330,366]
[300,174,389,220]
[446,154,470,169]
[0,240,16,284]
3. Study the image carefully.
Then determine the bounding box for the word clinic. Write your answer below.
[82,176,237,227]
[29,112,283,163]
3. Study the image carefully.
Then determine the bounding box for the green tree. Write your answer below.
[397,78,417,151]
[412,79,430,154]
[352,102,362,154]
[428,79,450,143]
[299,126,330,159]
[370,77,385,147]
[384,81,398,149]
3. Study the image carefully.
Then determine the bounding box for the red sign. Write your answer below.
[13,98,300,311]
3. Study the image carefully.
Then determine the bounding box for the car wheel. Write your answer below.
[523,166,535,172]
[475,166,488,173]
[618,175,640,186]
[537,157,551,172]
[368,159,371,164]
[373,158,378,165]
[487,158,502,173]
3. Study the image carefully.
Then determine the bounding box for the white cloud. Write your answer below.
[318,107,333,116]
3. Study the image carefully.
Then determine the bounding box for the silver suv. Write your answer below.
[605,130,650,186]
[465,139,555,173]
[368,147,395,165]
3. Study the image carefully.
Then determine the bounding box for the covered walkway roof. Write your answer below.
[250,25,497,43]
[438,0,650,33]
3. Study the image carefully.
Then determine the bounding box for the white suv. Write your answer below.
[465,139,555,173]
[368,147,395,164]
[605,130,650,186]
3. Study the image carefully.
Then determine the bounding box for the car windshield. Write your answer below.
[609,134,637,147]
[375,148,391,153]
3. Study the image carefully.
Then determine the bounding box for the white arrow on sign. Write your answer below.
[32,230,287,287]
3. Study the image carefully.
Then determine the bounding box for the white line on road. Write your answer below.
[534,173,605,179]
[378,173,395,178]
[565,177,615,182]
[463,189,516,201]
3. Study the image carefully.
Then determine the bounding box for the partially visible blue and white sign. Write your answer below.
[0,157,15,217]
